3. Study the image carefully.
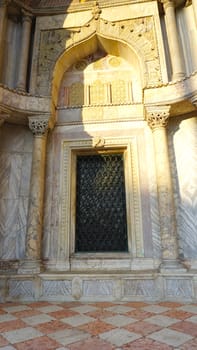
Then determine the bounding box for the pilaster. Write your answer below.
[19,116,50,274]
[162,0,185,80]
[146,106,185,271]
[16,10,33,92]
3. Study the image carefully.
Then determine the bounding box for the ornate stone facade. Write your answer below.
[0,0,197,302]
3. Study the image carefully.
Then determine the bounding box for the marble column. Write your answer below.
[146,106,184,270]
[162,0,185,80]
[192,0,197,24]
[16,10,32,92]
[19,116,49,274]
[0,1,9,81]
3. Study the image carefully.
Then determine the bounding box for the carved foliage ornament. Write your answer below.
[146,107,170,129]
[29,117,49,136]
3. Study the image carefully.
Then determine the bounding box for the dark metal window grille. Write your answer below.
[75,153,128,252]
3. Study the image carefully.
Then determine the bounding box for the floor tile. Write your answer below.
[14,336,60,350]
[70,305,98,314]
[124,302,148,308]
[179,337,197,350]
[86,310,115,320]
[105,305,134,314]
[68,337,115,350]
[0,320,27,333]
[170,320,197,337]
[2,306,31,313]
[122,337,173,349]
[48,309,78,319]
[186,315,197,323]
[22,314,55,326]
[0,335,9,347]
[35,320,71,334]
[37,305,64,313]
[145,315,180,327]
[163,309,193,320]
[0,315,17,323]
[99,328,141,347]
[125,309,154,320]
[48,328,90,346]
[103,315,137,327]
[61,315,95,327]
[2,327,43,344]
[158,302,184,308]
[148,328,193,347]
[78,320,116,335]
[124,320,162,336]
[13,310,42,318]
[142,305,169,314]
[178,305,197,314]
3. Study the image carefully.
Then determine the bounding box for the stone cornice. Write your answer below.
[144,71,197,106]
[0,85,50,119]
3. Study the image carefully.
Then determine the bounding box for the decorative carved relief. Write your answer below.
[37,16,161,95]
[29,117,49,136]
[146,106,170,129]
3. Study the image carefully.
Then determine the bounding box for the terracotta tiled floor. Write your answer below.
[0,301,197,349]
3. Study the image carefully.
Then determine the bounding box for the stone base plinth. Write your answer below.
[0,271,197,303]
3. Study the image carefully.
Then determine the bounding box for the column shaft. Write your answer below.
[19,117,49,274]
[163,0,185,80]
[0,3,8,81]
[192,0,197,24]
[16,11,32,92]
[147,107,184,270]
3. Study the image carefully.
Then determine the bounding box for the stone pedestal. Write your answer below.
[146,106,184,271]
[16,11,32,92]
[162,0,185,80]
[19,116,49,274]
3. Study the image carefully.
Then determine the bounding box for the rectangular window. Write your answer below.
[75,153,128,252]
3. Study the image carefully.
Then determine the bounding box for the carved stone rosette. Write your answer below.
[29,116,49,136]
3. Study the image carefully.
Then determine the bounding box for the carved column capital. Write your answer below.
[28,116,49,136]
[161,0,176,10]
[21,9,33,23]
[0,112,9,126]
[146,106,171,130]
[190,95,197,108]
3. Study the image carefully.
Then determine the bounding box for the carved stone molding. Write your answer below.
[92,1,102,20]
[146,105,171,130]
[28,116,49,136]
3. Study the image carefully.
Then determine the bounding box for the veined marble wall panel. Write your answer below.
[168,117,197,259]
[165,278,193,299]
[0,124,33,260]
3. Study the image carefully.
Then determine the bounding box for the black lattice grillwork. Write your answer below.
[75,153,128,252]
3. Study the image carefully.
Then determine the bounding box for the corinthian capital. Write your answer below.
[160,0,176,10]
[28,116,49,136]
[146,105,171,130]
